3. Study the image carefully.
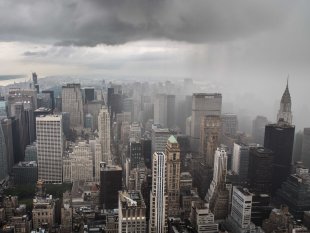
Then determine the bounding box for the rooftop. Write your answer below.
[168,135,178,144]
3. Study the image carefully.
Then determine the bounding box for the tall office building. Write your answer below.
[149,152,168,233]
[36,115,63,183]
[200,115,221,167]
[264,121,295,194]
[0,123,8,181]
[99,163,122,210]
[301,128,310,169]
[154,94,175,128]
[232,143,250,183]
[165,135,181,217]
[118,191,146,233]
[98,106,111,164]
[61,83,84,128]
[252,116,268,145]
[221,114,238,137]
[190,93,222,153]
[277,81,292,125]
[248,147,273,194]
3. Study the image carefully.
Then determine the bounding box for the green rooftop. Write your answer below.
[168,135,178,144]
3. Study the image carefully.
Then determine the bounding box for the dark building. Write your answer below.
[248,147,273,194]
[1,118,14,174]
[251,193,272,226]
[107,88,114,109]
[82,87,95,103]
[276,165,310,220]
[141,138,152,169]
[128,141,142,169]
[42,90,55,110]
[264,120,295,194]
[11,117,24,163]
[176,135,191,171]
[110,93,122,119]
[62,112,71,139]
[99,163,122,210]
[32,72,38,85]
[12,161,38,185]
[55,96,62,112]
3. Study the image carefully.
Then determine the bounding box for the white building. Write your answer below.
[205,147,227,202]
[149,152,168,233]
[61,83,84,128]
[63,141,93,182]
[129,122,142,142]
[231,186,252,229]
[98,106,111,164]
[190,93,222,153]
[36,115,63,183]
[190,201,219,233]
[277,81,292,125]
[118,191,146,233]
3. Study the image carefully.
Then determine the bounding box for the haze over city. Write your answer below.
[1,1,310,233]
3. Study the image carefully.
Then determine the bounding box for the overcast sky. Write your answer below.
[0,0,310,129]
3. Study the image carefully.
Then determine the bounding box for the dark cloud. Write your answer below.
[0,0,296,46]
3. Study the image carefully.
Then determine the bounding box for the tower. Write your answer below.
[165,135,181,217]
[98,106,111,164]
[61,83,84,128]
[190,93,222,154]
[264,122,295,194]
[36,115,63,183]
[0,122,8,181]
[200,115,221,167]
[149,152,168,233]
[277,79,292,125]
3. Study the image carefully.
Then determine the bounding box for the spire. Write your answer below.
[281,76,291,104]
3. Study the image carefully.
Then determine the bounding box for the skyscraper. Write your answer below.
[252,116,268,145]
[301,128,310,169]
[0,100,7,119]
[154,94,175,129]
[61,83,84,128]
[99,163,122,210]
[277,80,292,125]
[232,142,250,184]
[264,121,295,194]
[200,115,221,167]
[221,114,238,137]
[149,152,168,233]
[230,186,253,231]
[165,135,181,217]
[190,93,222,154]
[36,115,63,183]
[206,148,228,202]
[0,122,8,181]
[248,147,273,194]
[98,106,111,164]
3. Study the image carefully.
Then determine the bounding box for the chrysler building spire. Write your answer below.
[277,76,292,125]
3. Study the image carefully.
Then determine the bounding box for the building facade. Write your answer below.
[36,115,63,183]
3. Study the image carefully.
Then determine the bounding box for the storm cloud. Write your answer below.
[0,0,295,46]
